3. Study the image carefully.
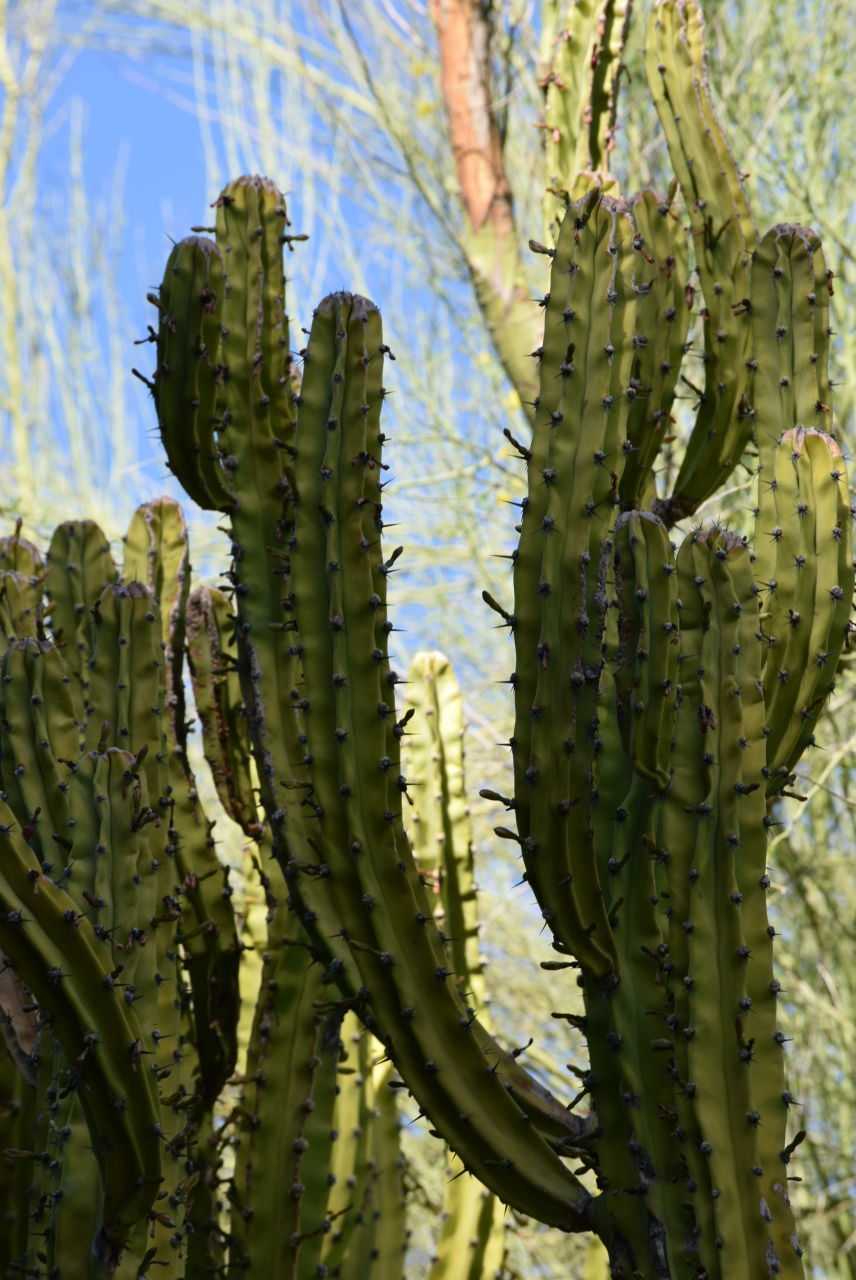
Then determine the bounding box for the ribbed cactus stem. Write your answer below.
[512,190,645,977]
[644,0,756,522]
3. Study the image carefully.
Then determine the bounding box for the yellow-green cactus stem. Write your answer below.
[512,190,646,978]
[539,0,633,238]
[122,501,241,1110]
[644,0,756,523]
[619,188,691,512]
[405,653,506,1279]
[45,519,119,707]
[657,529,804,1279]
[185,584,262,838]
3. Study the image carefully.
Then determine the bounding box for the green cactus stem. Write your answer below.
[512,188,644,978]
[619,187,691,512]
[644,0,756,523]
[0,810,163,1268]
[539,0,633,237]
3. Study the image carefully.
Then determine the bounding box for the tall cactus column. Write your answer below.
[152,179,597,1228]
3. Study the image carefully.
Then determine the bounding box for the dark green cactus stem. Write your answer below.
[151,235,235,512]
[0,967,37,1272]
[644,0,756,524]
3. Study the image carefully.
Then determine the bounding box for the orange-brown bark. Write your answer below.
[428,0,514,239]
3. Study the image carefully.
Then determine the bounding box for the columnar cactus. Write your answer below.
[140,138,852,1276]
[0,2,850,1277]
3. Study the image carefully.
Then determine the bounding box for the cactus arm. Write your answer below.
[364,1058,408,1280]
[152,235,235,512]
[122,497,191,735]
[208,176,319,893]
[0,569,43,640]
[644,0,756,523]
[749,226,853,789]
[405,652,507,1279]
[295,1009,346,1280]
[321,1018,378,1275]
[619,189,691,512]
[0,533,44,638]
[612,512,679,792]
[755,429,853,791]
[0,525,43,577]
[122,502,241,1108]
[428,1160,505,1280]
[512,191,644,977]
[0,1023,34,1271]
[747,226,832,464]
[404,652,485,1008]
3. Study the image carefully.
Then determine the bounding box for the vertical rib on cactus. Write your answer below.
[644,0,756,524]
[619,188,690,512]
[45,519,118,722]
[512,189,644,978]
[539,0,633,238]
